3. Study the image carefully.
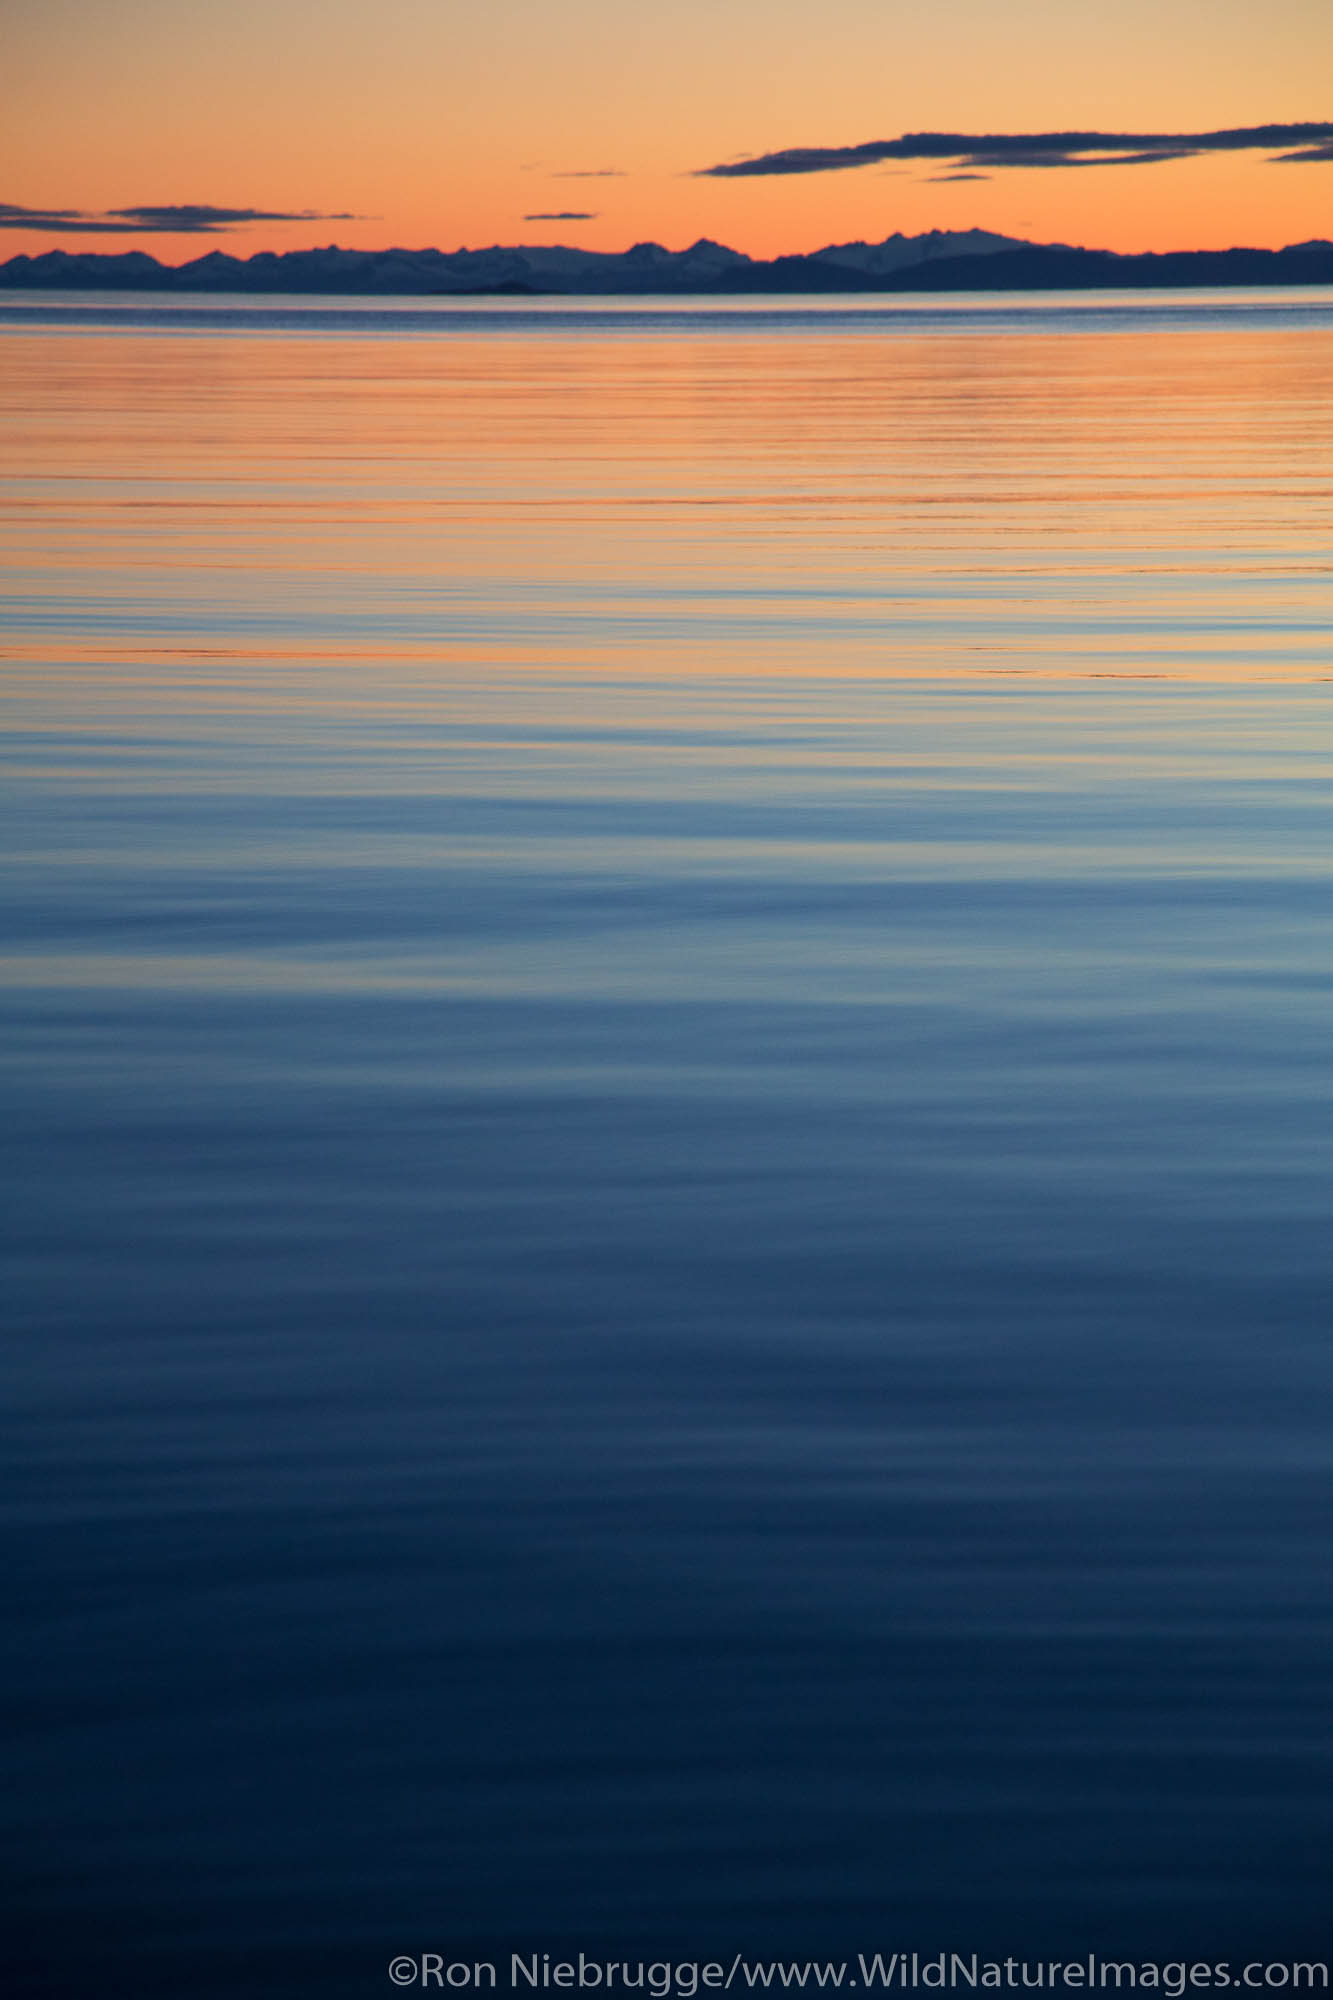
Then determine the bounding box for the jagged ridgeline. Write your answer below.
[5,230,1333,292]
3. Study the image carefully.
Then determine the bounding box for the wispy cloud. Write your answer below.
[550,168,624,179]
[110,204,359,231]
[928,173,991,183]
[0,200,359,234]
[958,148,1196,169]
[0,203,141,233]
[523,211,598,222]
[696,123,1333,178]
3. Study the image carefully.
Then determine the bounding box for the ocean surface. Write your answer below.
[3,290,1332,1997]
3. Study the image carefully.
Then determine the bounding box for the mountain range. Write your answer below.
[4,229,1333,294]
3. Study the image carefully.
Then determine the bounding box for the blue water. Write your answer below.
[2,293,1332,1997]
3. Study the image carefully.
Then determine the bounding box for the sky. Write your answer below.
[3,0,1332,262]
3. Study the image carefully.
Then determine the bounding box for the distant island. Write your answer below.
[5,229,1333,295]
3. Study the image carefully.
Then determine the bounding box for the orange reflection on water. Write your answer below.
[3,301,1333,728]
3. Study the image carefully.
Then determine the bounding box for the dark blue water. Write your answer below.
[3,297,1332,1997]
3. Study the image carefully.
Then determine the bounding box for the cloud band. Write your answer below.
[0,202,358,234]
[696,123,1333,178]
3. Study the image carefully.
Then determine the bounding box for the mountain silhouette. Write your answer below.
[3,231,1333,294]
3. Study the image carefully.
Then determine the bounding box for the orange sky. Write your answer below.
[3,0,1332,263]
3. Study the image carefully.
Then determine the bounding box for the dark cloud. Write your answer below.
[959,147,1198,169]
[1273,143,1333,161]
[110,205,358,231]
[0,202,143,232]
[0,200,358,234]
[523,211,598,222]
[696,123,1333,178]
[928,173,991,183]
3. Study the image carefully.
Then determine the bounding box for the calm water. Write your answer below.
[3,292,1332,1997]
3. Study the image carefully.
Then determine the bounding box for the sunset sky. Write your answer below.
[4,0,1332,262]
